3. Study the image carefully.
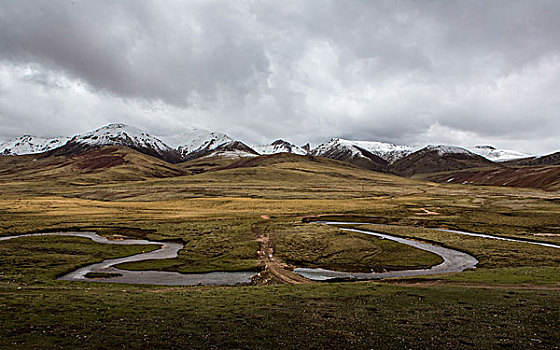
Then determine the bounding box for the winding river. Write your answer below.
[0,232,255,286]
[2,222,557,285]
[295,221,560,281]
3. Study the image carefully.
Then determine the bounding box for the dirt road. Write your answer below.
[253,224,314,285]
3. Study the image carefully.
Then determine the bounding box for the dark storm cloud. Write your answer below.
[0,1,269,103]
[0,0,559,153]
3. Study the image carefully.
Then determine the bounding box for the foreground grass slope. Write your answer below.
[0,281,558,349]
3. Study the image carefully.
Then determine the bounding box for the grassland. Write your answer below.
[0,151,559,348]
[1,229,557,349]
[0,281,558,349]
[1,154,559,277]
[262,220,443,272]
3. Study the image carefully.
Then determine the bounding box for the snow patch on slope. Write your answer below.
[471,145,531,162]
[254,140,308,155]
[208,150,259,159]
[424,145,472,156]
[160,129,232,157]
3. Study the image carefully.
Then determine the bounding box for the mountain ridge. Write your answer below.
[0,124,552,172]
[0,135,70,156]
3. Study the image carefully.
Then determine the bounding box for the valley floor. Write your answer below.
[0,154,559,349]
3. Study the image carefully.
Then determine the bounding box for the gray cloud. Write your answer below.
[1,0,559,154]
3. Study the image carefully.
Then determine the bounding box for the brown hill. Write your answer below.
[48,140,184,164]
[216,152,370,173]
[421,165,560,191]
[391,146,496,177]
[502,152,560,167]
[0,146,186,184]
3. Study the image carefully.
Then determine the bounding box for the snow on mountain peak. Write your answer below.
[60,123,199,163]
[69,123,176,160]
[0,123,536,165]
[105,123,127,129]
[159,129,232,157]
[313,138,417,163]
[0,123,237,161]
[253,139,308,155]
[475,145,496,151]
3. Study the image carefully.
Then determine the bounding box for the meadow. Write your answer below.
[0,152,559,348]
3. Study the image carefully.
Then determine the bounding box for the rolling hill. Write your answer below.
[421,165,560,191]
[0,146,186,184]
[391,145,496,177]
[502,152,560,167]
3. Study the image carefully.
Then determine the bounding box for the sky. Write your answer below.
[0,0,559,154]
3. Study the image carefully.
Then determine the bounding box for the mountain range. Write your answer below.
[0,123,536,161]
[1,123,558,190]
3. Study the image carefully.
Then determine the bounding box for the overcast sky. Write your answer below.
[1,0,559,153]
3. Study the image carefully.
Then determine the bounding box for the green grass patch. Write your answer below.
[115,219,260,273]
[0,282,558,349]
[269,221,443,272]
[439,266,560,285]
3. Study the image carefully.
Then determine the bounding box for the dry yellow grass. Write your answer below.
[1,151,559,273]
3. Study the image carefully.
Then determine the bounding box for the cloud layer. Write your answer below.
[1,0,559,153]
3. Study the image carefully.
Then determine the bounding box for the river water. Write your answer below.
[3,221,556,285]
[295,222,479,281]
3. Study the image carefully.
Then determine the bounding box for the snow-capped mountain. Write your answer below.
[0,124,250,162]
[470,145,531,162]
[70,123,168,149]
[253,140,308,156]
[502,151,560,167]
[0,135,69,156]
[0,124,542,172]
[312,138,418,164]
[204,141,260,159]
[160,129,232,159]
[311,138,390,172]
[61,123,182,163]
